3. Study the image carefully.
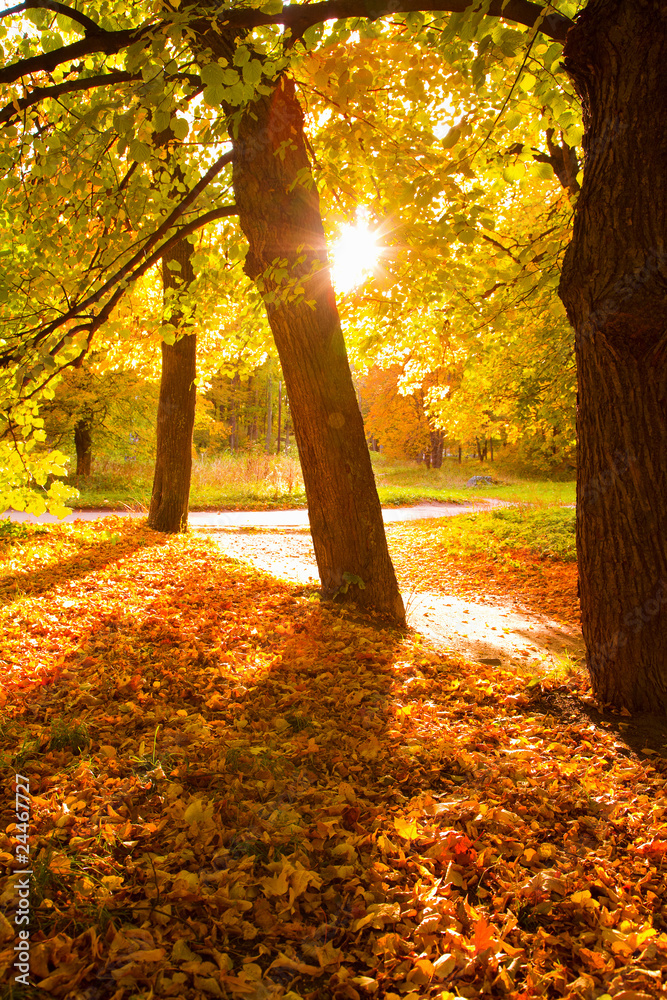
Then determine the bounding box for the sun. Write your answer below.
[330,217,381,294]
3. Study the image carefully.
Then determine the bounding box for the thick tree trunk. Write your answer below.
[74,418,92,476]
[230,77,404,621]
[559,1,667,712]
[147,239,197,533]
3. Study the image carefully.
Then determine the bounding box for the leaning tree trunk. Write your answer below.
[230,77,405,621]
[147,239,197,533]
[559,0,667,713]
[74,417,92,476]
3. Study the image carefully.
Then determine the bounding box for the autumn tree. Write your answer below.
[40,359,158,475]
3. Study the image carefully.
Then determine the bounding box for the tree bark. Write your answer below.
[74,417,92,476]
[559,0,667,712]
[265,374,273,454]
[147,239,197,533]
[276,379,282,455]
[430,429,444,469]
[230,77,405,621]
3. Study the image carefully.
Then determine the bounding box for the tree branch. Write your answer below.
[0,70,202,127]
[62,147,236,327]
[1,1,101,35]
[213,0,573,43]
[0,149,236,367]
[37,203,239,380]
[0,71,138,125]
[0,22,158,86]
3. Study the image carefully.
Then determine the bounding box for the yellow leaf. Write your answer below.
[315,941,342,968]
[394,815,419,840]
[260,870,289,897]
[127,947,166,962]
[172,939,198,962]
[432,954,456,979]
[184,799,212,824]
[0,912,13,944]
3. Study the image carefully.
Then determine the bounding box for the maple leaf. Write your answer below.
[473,915,495,954]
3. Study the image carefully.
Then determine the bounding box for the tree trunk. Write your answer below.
[230,77,404,621]
[559,1,667,712]
[147,239,197,533]
[430,429,444,469]
[276,379,282,454]
[74,418,92,476]
[230,373,239,451]
[265,374,273,454]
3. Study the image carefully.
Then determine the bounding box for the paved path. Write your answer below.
[3,499,581,670]
[2,500,501,528]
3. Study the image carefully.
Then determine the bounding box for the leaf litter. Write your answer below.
[0,521,665,1000]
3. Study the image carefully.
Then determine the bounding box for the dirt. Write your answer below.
[198,526,584,674]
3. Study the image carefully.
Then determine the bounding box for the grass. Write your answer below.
[59,451,575,512]
[64,453,308,511]
[371,453,576,506]
[395,504,577,563]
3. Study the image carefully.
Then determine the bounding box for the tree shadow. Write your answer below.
[516,682,667,757]
[9,537,665,999]
[0,521,165,608]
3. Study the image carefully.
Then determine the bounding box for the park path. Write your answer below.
[201,527,582,673]
[3,499,496,527]
[4,500,583,672]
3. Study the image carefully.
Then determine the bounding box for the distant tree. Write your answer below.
[41,360,158,476]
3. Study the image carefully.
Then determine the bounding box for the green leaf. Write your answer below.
[201,62,228,86]
[203,84,226,108]
[243,60,263,86]
[171,116,189,141]
[128,140,151,163]
[534,161,554,180]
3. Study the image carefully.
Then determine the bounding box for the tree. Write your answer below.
[147,239,197,533]
[228,77,405,620]
[558,1,667,712]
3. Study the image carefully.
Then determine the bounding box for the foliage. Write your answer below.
[301,18,580,467]
[1,520,665,998]
[362,365,438,461]
[66,453,307,511]
[41,359,160,469]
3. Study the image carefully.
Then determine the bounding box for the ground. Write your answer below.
[0,520,665,1000]
[202,519,582,673]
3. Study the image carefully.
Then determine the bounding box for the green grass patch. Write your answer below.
[397,504,576,563]
[371,453,576,506]
[54,452,575,513]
